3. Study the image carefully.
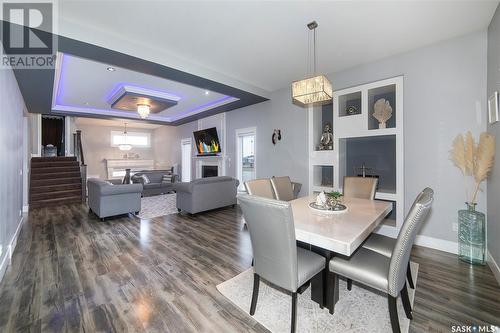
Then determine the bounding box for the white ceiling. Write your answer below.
[58,0,498,92]
[52,53,239,122]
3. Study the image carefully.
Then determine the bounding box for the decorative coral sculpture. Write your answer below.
[373,98,393,129]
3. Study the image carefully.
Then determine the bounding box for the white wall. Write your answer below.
[75,123,156,178]
[487,5,500,282]
[181,30,488,249]
[0,63,28,282]
[152,125,180,170]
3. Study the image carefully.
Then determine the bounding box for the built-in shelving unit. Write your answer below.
[308,76,404,234]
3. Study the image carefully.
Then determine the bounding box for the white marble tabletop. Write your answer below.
[291,195,392,256]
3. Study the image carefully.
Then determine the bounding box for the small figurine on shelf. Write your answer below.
[373,98,393,129]
[317,122,333,150]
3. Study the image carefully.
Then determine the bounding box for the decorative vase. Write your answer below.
[458,202,485,265]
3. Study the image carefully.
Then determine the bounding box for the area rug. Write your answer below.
[217,263,418,333]
[134,193,178,219]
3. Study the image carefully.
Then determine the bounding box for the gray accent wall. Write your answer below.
[225,88,309,189]
[182,30,488,247]
[0,63,27,281]
[487,5,500,276]
[331,31,488,244]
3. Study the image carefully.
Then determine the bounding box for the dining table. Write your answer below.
[290,195,392,313]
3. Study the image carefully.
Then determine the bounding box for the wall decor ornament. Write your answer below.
[450,131,496,265]
[317,122,333,150]
[272,129,281,145]
[488,91,499,124]
[372,98,393,129]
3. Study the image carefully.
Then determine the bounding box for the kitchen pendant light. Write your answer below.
[118,123,132,151]
[292,21,333,107]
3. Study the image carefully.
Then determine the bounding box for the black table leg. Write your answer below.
[310,246,335,312]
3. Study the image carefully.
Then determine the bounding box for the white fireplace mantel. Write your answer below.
[194,155,226,178]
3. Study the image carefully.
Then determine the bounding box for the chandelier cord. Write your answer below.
[313,27,317,75]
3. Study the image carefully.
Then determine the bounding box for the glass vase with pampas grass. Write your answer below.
[450,131,495,265]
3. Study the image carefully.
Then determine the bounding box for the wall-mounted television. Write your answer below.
[193,127,221,156]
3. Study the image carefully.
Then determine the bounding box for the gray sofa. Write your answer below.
[175,176,239,214]
[131,170,178,196]
[87,178,143,220]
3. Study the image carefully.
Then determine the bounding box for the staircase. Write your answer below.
[29,156,83,208]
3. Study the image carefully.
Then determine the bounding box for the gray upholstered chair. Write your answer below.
[328,188,433,333]
[362,233,416,289]
[343,176,378,200]
[238,194,325,333]
[270,176,295,201]
[244,179,276,199]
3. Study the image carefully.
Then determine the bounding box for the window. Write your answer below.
[236,127,256,191]
[110,131,151,148]
[181,138,192,182]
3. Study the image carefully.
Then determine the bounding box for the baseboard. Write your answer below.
[414,235,458,254]
[0,216,25,283]
[487,251,500,286]
[375,227,459,255]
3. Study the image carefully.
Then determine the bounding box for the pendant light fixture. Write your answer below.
[118,122,132,151]
[292,21,333,107]
[137,104,150,119]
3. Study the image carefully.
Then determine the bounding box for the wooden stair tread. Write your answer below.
[31,166,80,174]
[30,183,81,193]
[30,189,82,201]
[31,161,79,168]
[31,172,81,180]
[30,177,81,186]
[29,196,82,208]
[31,156,77,162]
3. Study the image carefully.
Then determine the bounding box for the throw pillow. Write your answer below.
[141,174,150,184]
[162,174,173,183]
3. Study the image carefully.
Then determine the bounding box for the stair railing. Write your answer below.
[74,130,87,202]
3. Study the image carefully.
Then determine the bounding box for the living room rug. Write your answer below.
[217,263,418,333]
[135,193,178,219]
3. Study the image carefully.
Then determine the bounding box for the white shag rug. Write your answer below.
[217,263,418,333]
[135,193,178,219]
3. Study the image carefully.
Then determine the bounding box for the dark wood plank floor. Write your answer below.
[0,204,498,332]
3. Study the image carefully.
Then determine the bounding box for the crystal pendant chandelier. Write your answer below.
[137,104,150,119]
[292,21,333,107]
[118,123,132,151]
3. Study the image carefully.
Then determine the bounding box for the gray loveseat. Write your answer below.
[175,176,239,214]
[88,178,143,220]
[131,170,178,196]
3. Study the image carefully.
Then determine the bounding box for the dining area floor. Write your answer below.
[0,203,498,332]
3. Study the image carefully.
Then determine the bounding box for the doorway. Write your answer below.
[236,127,256,191]
[181,138,192,182]
[41,115,65,156]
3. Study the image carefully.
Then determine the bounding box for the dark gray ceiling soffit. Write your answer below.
[1,20,269,126]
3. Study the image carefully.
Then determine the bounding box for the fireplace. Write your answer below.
[202,165,218,178]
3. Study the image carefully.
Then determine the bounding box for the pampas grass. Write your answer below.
[450,131,495,204]
[451,133,467,175]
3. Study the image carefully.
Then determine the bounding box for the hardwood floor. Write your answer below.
[0,204,498,332]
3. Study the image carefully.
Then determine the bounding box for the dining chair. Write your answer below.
[361,235,415,291]
[328,188,433,333]
[343,176,378,200]
[270,176,295,201]
[361,189,430,290]
[238,194,326,333]
[244,179,276,199]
